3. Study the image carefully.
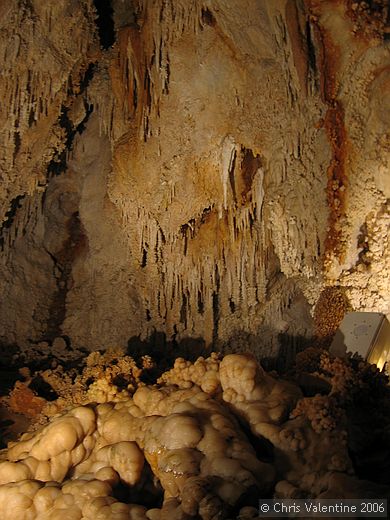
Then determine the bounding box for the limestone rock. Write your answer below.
[0,0,388,353]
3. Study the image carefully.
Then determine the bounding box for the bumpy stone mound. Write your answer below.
[0,352,389,519]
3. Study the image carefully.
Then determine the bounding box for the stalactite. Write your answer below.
[0,0,386,352]
[94,0,207,144]
[110,125,276,344]
[0,0,97,221]
[0,192,43,266]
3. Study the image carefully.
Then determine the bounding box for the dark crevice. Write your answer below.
[66,62,96,97]
[133,77,138,110]
[141,247,148,268]
[59,107,74,139]
[212,266,220,345]
[197,289,204,315]
[41,60,95,184]
[46,102,93,180]
[241,147,262,199]
[306,20,317,73]
[201,8,216,27]
[317,235,321,257]
[181,219,196,237]
[45,248,64,277]
[29,375,59,401]
[93,0,115,49]
[180,218,196,256]
[28,107,35,127]
[77,102,94,134]
[113,460,164,508]
[163,59,170,94]
[228,149,237,203]
[0,195,25,232]
[111,374,129,390]
[159,1,165,23]
[143,117,150,142]
[180,292,188,326]
[200,205,213,224]
[144,70,152,111]
[158,37,162,67]
[0,195,26,251]
[13,131,21,162]
[79,62,96,92]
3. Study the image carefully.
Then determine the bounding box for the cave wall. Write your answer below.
[0,0,388,355]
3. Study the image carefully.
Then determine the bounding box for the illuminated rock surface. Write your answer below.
[0,0,388,353]
[0,352,389,519]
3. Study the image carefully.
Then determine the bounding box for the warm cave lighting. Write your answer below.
[330,312,390,372]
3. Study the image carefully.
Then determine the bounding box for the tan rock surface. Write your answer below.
[0,0,388,353]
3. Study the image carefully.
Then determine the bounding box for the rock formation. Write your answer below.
[0,1,389,357]
[1,3,390,517]
[1,352,389,519]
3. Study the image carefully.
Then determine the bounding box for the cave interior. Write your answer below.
[0,0,389,519]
